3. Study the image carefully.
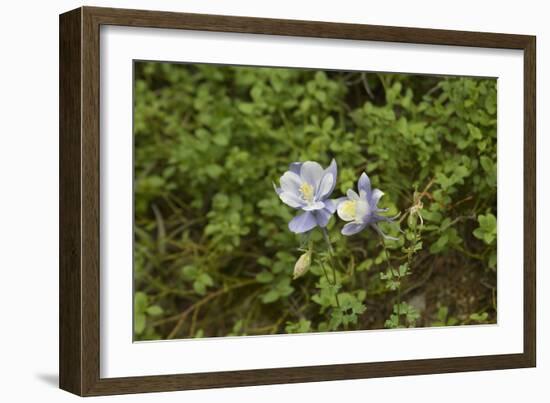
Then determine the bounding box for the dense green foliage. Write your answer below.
[133,62,497,340]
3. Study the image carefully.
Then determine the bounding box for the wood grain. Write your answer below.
[59,7,83,395]
[523,37,536,366]
[59,6,536,396]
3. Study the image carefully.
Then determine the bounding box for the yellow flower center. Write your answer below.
[340,200,357,219]
[299,182,315,203]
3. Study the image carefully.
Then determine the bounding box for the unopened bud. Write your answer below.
[293,251,312,280]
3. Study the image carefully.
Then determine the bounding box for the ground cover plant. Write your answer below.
[133,62,497,340]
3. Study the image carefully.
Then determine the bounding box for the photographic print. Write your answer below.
[133,61,497,341]
[59,8,535,394]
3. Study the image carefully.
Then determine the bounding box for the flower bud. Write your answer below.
[408,200,424,228]
[293,251,312,280]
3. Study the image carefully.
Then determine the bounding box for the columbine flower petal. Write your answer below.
[302,201,325,211]
[313,208,332,227]
[324,197,345,214]
[337,200,357,222]
[300,161,324,188]
[279,171,302,194]
[315,173,334,200]
[337,171,396,237]
[289,162,302,175]
[276,159,339,233]
[324,159,338,195]
[273,182,282,195]
[279,192,305,209]
[355,199,371,222]
[370,188,385,207]
[358,172,371,195]
[288,211,317,233]
[342,222,367,235]
[346,189,360,200]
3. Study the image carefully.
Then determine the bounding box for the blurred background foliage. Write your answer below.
[133,61,497,340]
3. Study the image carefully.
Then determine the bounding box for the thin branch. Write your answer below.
[162,279,256,339]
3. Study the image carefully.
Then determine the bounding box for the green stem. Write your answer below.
[380,237,400,327]
[321,228,341,308]
[320,227,332,251]
[320,262,332,288]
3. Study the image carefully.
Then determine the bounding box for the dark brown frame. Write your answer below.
[60,6,536,396]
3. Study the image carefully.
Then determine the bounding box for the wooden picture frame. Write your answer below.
[59,6,536,396]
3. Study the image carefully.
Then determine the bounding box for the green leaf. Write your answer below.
[212,133,229,146]
[182,265,198,279]
[469,312,489,323]
[356,259,373,272]
[205,164,223,179]
[430,233,449,254]
[384,314,399,329]
[398,263,410,277]
[257,257,272,267]
[480,155,494,173]
[193,281,207,295]
[256,271,274,283]
[238,102,255,114]
[146,305,164,316]
[437,305,449,322]
[198,273,214,287]
[322,116,335,132]
[473,213,496,244]
[261,290,279,304]
[467,123,483,140]
[285,319,311,334]
[134,313,146,335]
[134,292,148,314]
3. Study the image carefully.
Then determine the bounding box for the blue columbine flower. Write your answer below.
[336,172,397,239]
[274,159,339,234]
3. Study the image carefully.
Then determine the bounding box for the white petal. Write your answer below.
[280,171,302,194]
[346,189,360,200]
[355,200,370,221]
[337,200,357,222]
[302,201,325,211]
[279,192,304,208]
[316,173,334,199]
[370,189,385,206]
[323,159,338,193]
[300,161,324,187]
